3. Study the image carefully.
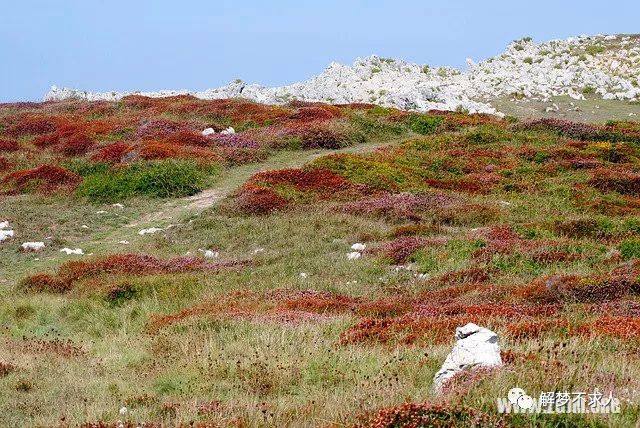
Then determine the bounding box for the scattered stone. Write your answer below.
[351,243,366,251]
[60,248,84,255]
[347,251,362,260]
[433,323,502,392]
[21,242,45,252]
[138,227,163,235]
[201,127,215,136]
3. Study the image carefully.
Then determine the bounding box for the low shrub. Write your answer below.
[90,142,133,163]
[0,139,19,152]
[77,159,207,202]
[233,186,289,215]
[3,164,81,192]
[619,239,640,260]
[405,114,442,135]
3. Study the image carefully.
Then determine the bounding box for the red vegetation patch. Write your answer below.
[21,254,250,293]
[139,142,182,160]
[252,168,357,196]
[287,105,341,122]
[3,164,80,192]
[135,119,198,140]
[7,116,57,136]
[19,274,69,293]
[425,172,501,194]
[233,186,289,215]
[579,316,640,340]
[369,236,447,264]
[341,192,461,221]
[59,133,94,156]
[90,142,133,163]
[353,401,507,428]
[0,139,19,152]
[0,156,10,171]
[588,169,640,196]
[163,130,209,147]
[506,319,569,340]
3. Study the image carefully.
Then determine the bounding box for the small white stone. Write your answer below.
[119,406,128,416]
[202,127,215,136]
[21,242,45,252]
[112,203,124,209]
[347,251,362,260]
[0,230,14,242]
[221,127,236,135]
[119,240,130,245]
[299,272,308,278]
[96,210,107,214]
[138,227,163,235]
[60,248,84,255]
[351,243,366,251]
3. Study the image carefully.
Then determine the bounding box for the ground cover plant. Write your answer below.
[0,97,639,427]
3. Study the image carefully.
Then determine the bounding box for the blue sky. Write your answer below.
[2,0,639,101]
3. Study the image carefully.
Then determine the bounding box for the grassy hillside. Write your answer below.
[0,98,639,427]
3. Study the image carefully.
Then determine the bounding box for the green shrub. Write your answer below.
[619,239,640,260]
[405,114,442,135]
[77,159,209,202]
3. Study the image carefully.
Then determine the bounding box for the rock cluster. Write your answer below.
[44,34,640,115]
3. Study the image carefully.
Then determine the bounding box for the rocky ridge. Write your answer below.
[45,34,640,115]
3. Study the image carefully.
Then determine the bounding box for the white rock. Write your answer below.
[138,227,163,235]
[0,230,14,242]
[299,272,308,278]
[60,248,84,255]
[221,127,236,135]
[0,221,9,229]
[119,240,130,244]
[96,210,107,214]
[433,323,502,391]
[42,34,640,115]
[21,242,45,252]
[119,406,128,416]
[199,249,219,258]
[347,251,362,260]
[112,203,124,209]
[201,127,215,136]
[351,243,366,251]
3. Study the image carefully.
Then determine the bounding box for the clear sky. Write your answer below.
[2,0,639,101]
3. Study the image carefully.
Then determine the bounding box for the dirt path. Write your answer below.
[126,139,394,228]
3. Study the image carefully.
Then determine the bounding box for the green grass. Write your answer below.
[77,159,213,203]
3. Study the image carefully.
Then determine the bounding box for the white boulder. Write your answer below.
[201,127,215,136]
[433,323,502,391]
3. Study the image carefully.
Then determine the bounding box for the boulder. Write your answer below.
[433,323,502,391]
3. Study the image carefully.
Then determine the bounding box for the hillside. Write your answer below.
[0,94,639,426]
[45,34,640,117]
